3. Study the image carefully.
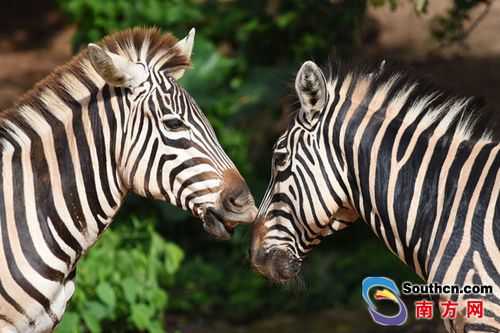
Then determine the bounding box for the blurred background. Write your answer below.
[0,0,499,332]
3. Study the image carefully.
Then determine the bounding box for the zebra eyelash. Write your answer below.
[276,139,287,150]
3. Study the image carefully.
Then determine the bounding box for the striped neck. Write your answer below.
[326,72,498,281]
[0,80,128,259]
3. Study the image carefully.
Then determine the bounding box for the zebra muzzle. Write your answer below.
[220,169,258,224]
[251,247,302,283]
[202,206,233,240]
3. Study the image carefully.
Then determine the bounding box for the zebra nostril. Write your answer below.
[230,193,249,208]
[223,188,251,212]
[230,196,240,207]
[221,169,254,211]
[267,248,301,282]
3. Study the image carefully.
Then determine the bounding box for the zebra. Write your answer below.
[250,60,500,333]
[0,27,257,332]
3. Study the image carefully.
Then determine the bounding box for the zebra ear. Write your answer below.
[87,43,148,88]
[170,28,196,80]
[295,61,328,125]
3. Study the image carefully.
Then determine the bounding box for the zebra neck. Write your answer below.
[0,84,127,261]
[332,92,495,281]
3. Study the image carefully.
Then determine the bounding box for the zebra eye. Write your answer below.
[273,151,288,168]
[162,116,187,132]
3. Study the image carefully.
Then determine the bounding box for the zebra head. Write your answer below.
[251,61,359,282]
[87,28,257,239]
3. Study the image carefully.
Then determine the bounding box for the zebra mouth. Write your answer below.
[201,206,233,240]
[251,247,302,283]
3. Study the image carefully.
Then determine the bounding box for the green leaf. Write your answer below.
[415,0,428,13]
[82,308,102,333]
[146,320,165,333]
[164,242,184,275]
[275,12,297,28]
[55,312,80,333]
[369,0,386,7]
[85,301,108,321]
[122,277,140,305]
[131,304,154,330]
[146,288,168,309]
[96,282,116,309]
[389,0,399,10]
[181,36,236,99]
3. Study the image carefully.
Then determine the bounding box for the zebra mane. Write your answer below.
[331,61,495,143]
[0,27,190,124]
[290,60,495,143]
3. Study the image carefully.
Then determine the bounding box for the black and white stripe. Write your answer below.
[0,27,256,332]
[251,60,499,333]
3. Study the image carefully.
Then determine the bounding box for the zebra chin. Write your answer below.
[198,169,258,240]
[250,246,302,283]
[201,206,234,240]
[200,202,258,240]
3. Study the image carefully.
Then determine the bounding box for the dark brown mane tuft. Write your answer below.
[1,27,190,122]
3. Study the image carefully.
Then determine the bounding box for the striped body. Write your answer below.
[0,28,256,332]
[251,61,499,333]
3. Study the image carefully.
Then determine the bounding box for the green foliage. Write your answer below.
[430,0,490,45]
[370,0,488,45]
[369,0,400,10]
[57,0,203,50]
[56,217,184,333]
